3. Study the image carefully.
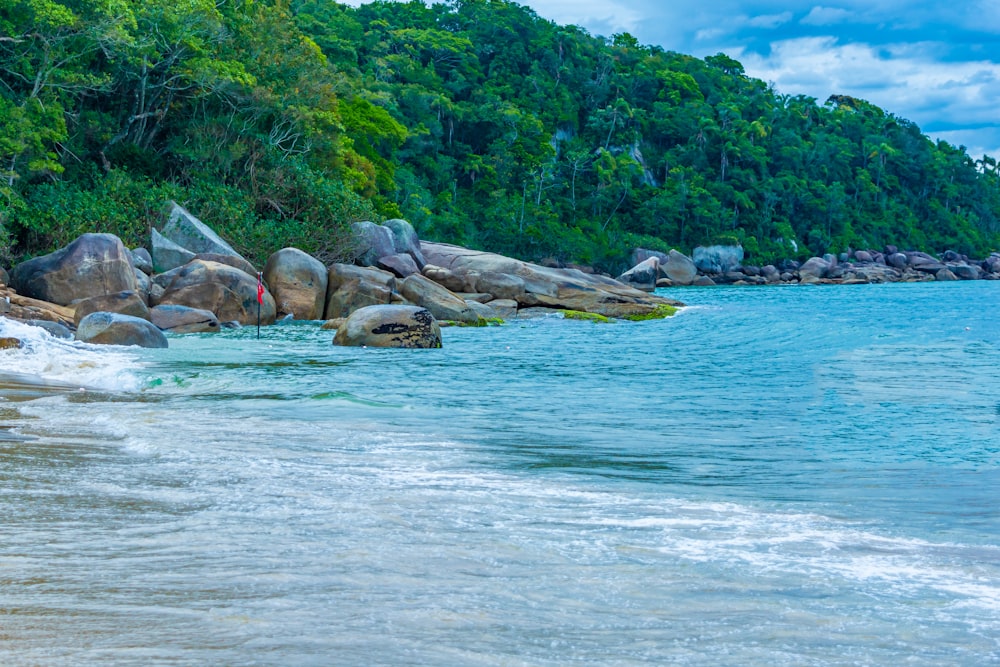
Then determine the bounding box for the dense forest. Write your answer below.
[2,0,999,272]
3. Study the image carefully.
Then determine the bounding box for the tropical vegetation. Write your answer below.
[2,0,998,271]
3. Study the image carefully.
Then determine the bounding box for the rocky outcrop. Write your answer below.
[157,259,276,325]
[351,221,397,267]
[693,245,744,273]
[151,228,196,273]
[74,291,150,326]
[333,305,441,348]
[382,219,426,268]
[661,250,697,285]
[75,312,168,348]
[421,242,680,318]
[160,201,244,259]
[150,304,220,334]
[617,257,659,292]
[11,233,138,306]
[377,253,421,278]
[400,273,482,324]
[325,264,397,319]
[264,247,328,320]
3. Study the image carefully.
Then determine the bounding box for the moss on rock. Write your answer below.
[622,304,678,321]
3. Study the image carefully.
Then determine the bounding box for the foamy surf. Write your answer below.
[0,317,145,393]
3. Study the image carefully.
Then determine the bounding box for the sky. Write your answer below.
[511,0,1000,159]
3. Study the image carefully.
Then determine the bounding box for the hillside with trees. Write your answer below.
[2,0,998,272]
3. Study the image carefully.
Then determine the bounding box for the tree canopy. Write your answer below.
[2,0,998,269]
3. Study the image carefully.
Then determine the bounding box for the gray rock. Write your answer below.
[325,264,396,319]
[886,253,908,269]
[25,319,73,339]
[692,275,716,286]
[11,233,138,306]
[761,265,780,283]
[151,228,196,273]
[983,256,1000,274]
[333,305,441,348]
[661,250,697,285]
[264,247,328,320]
[192,253,257,278]
[400,273,481,324]
[157,260,276,326]
[160,201,242,258]
[150,304,220,334]
[486,299,519,320]
[377,252,421,279]
[0,266,9,286]
[631,248,668,267]
[465,299,500,321]
[935,268,959,281]
[617,257,659,292]
[382,219,426,268]
[421,242,681,318]
[692,245,744,273]
[422,264,474,293]
[75,312,168,348]
[854,250,873,263]
[351,221,397,267]
[131,248,154,275]
[798,257,831,279]
[951,264,983,280]
[474,271,526,300]
[74,291,150,326]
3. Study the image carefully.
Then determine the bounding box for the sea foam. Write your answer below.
[0,318,145,393]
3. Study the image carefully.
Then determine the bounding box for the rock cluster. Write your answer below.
[2,206,682,349]
[621,245,1000,288]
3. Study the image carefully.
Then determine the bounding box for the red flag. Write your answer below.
[257,273,264,304]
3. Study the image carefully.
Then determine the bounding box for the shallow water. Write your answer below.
[0,282,998,665]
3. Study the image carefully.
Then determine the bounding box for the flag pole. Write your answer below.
[256,272,263,340]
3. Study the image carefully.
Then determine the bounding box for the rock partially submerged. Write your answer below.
[420,242,680,318]
[333,305,441,348]
[75,312,168,348]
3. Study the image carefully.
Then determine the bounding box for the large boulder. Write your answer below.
[377,253,421,278]
[151,228,196,273]
[692,245,744,273]
[263,248,328,320]
[157,259,276,325]
[333,305,441,348]
[617,257,659,292]
[75,312,168,348]
[951,264,983,280]
[420,242,681,318]
[351,221,397,267]
[661,250,697,285]
[0,266,9,286]
[399,273,482,324]
[150,304,220,334]
[193,253,257,278]
[160,202,243,259]
[631,248,668,267]
[798,257,831,280]
[74,291,150,326]
[11,233,138,306]
[474,271,526,301]
[422,264,474,293]
[382,219,426,268]
[325,264,397,319]
[131,248,154,275]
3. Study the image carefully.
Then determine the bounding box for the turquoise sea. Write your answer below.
[0,281,998,665]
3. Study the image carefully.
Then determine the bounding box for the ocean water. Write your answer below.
[0,281,997,666]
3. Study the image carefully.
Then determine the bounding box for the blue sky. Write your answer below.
[513,0,1000,159]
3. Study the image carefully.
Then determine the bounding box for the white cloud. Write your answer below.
[748,12,794,29]
[737,37,1000,153]
[801,6,853,26]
